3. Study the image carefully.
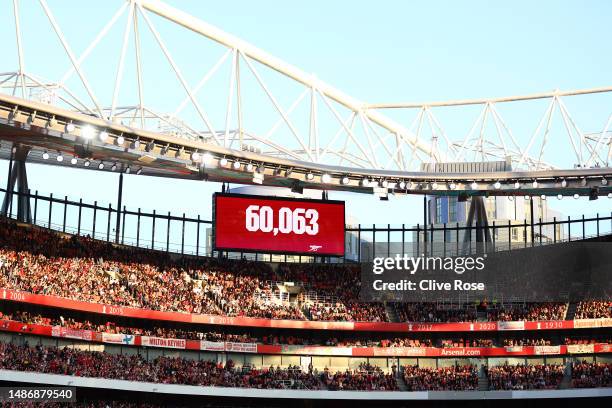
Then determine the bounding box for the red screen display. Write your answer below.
[213,194,345,256]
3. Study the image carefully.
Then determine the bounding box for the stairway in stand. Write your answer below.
[396,370,409,391]
[565,302,577,320]
[478,365,489,391]
[559,360,574,389]
[385,303,400,323]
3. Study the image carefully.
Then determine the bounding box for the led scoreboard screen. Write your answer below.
[213,193,345,256]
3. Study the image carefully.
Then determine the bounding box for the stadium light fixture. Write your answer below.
[191,151,201,162]
[56,152,63,162]
[65,122,75,133]
[532,180,538,188]
[136,168,143,175]
[116,135,125,146]
[398,180,406,189]
[111,163,117,172]
[494,181,501,189]
[257,164,265,174]
[449,182,456,190]
[125,166,131,174]
[81,125,95,139]
[514,181,521,189]
[98,163,105,170]
[381,179,389,188]
[471,181,478,190]
[252,172,264,185]
[341,176,350,185]
[84,160,90,167]
[285,168,293,177]
[202,152,214,166]
[540,194,546,200]
[608,192,612,199]
[160,145,170,156]
[99,130,109,143]
[560,179,567,188]
[145,141,155,152]
[573,193,579,199]
[361,178,370,187]
[306,172,314,181]
[42,151,49,160]
[601,178,608,186]
[557,194,563,200]
[580,178,587,187]
[246,163,254,172]
[175,147,184,158]
[70,157,77,165]
[132,139,141,149]
[219,158,229,167]
[321,173,332,183]
[431,182,438,189]
[233,161,241,170]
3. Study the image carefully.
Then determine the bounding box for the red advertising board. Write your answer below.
[0,319,611,358]
[213,193,345,256]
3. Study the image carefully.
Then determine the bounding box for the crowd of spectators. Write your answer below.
[394,303,478,323]
[502,338,552,347]
[486,363,565,390]
[1,219,610,326]
[571,361,612,388]
[486,303,568,321]
[402,365,479,391]
[394,302,570,323]
[564,337,612,345]
[322,363,398,391]
[0,219,385,322]
[0,309,486,349]
[0,341,405,391]
[440,338,493,348]
[575,301,612,319]
[0,342,322,390]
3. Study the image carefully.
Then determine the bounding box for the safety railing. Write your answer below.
[1,187,610,264]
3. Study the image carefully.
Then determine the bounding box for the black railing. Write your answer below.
[1,187,610,263]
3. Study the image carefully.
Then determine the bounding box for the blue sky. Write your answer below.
[0,0,611,234]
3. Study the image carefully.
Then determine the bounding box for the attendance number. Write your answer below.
[245,205,319,236]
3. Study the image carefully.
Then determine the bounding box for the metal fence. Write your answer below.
[1,187,610,263]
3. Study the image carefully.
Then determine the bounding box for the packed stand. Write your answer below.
[502,338,552,346]
[486,363,565,390]
[402,365,479,391]
[0,309,441,348]
[571,361,612,388]
[394,303,478,323]
[574,301,612,319]
[321,363,398,391]
[0,342,321,390]
[486,303,568,321]
[440,338,493,348]
[564,337,612,345]
[277,263,388,322]
[0,219,384,322]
